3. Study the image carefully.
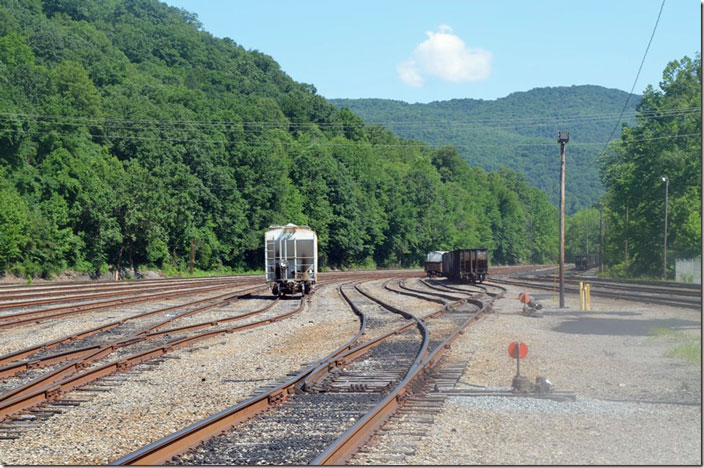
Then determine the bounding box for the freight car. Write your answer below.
[442,248,488,283]
[424,251,447,277]
[574,253,599,271]
[265,224,317,296]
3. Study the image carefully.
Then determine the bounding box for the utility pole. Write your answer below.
[557,131,569,308]
[661,175,669,279]
[190,238,195,275]
[625,200,629,262]
[599,204,604,273]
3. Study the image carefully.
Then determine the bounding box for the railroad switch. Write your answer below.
[504,341,574,400]
[518,292,543,318]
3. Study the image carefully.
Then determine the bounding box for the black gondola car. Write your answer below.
[575,253,599,270]
[442,248,488,283]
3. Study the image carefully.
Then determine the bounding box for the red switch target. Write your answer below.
[508,341,528,359]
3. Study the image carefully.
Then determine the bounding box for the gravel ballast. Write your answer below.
[398,282,702,465]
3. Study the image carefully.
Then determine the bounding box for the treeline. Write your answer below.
[0,0,558,278]
[566,54,701,278]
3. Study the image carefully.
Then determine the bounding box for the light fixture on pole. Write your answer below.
[661,175,669,279]
[557,131,569,308]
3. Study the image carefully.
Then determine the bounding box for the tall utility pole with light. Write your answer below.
[661,175,669,280]
[557,131,569,308]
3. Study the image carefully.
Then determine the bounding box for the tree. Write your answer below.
[600,54,701,276]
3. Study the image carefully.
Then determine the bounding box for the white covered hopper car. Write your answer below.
[264,224,318,296]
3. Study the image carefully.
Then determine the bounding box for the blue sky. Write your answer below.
[163,0,700,103]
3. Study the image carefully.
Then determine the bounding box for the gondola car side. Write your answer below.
[442,248,488,283]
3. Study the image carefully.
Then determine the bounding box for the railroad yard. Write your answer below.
[0,268,700,465]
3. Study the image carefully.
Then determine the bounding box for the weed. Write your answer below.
[650,327,701,364]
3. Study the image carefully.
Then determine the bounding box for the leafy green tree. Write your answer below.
[600,54,701,277]
[566,208,600,262]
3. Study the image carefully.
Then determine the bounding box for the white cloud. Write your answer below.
[397,59,424,87]
[398,25,491,87]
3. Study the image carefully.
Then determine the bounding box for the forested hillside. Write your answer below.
[0,0,559,278]
[600,55,701,277]
[331,86,640,214]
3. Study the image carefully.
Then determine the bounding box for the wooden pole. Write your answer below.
[663,177,669,279]
[190,238,195,275]
[559,141,566,308]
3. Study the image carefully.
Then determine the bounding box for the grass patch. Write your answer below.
[650,327,701,364]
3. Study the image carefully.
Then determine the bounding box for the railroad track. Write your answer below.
[1,270,518,464]
[109,276,497,465]
[0,280,260,330]
[0,272,419,450]
[489,275,701,309]
[0,286,291,425]
[0,277,255,304]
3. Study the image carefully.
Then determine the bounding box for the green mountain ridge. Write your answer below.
[330,86,641,214]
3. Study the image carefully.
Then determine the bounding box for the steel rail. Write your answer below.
[301,281,405,392]
[308,280,470,388]
[0,278,253,315]
[0,285,267,377]
[555,274,702,290]
[419,278,481,296]
[352,281,431,380]
[423,278,507,298]
[0,273,406,369]
[0,274,253,293]
[310,295,491,465]
[489,278,700,309]
[110,278,430,466]
[0,294,304,421]
[525,275,701,297]
[110,275,472,466]
[109,294,336,466]
[0,281,257,330]
[396,279,466,303]
[0,293,277,404]
[0,285,262,367]
[0,277,254,302]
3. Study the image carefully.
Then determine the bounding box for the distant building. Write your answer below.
[675,257,701,284]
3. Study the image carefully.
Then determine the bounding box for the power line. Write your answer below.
[0,125,696,148]
[596,0,667,158]
[0,107,698,133]
[0,107,698,127]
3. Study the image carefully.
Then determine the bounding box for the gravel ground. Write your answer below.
[397,282,702,465]
[0,283,358,465]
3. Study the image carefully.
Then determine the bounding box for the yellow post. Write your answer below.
[579,281,584,310]
[586,283,591,310]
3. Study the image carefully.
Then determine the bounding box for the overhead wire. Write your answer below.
[595,0,667,158]
[0,107,698,133]
[0,124,697,148]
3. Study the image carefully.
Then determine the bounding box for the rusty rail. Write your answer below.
[0,285,266,378]
[310,295,492,465]
[0,281,258,330]
[111,275,474,466]
[0,277,252,303]
[111,278,425,465]
[0,294,301,422]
